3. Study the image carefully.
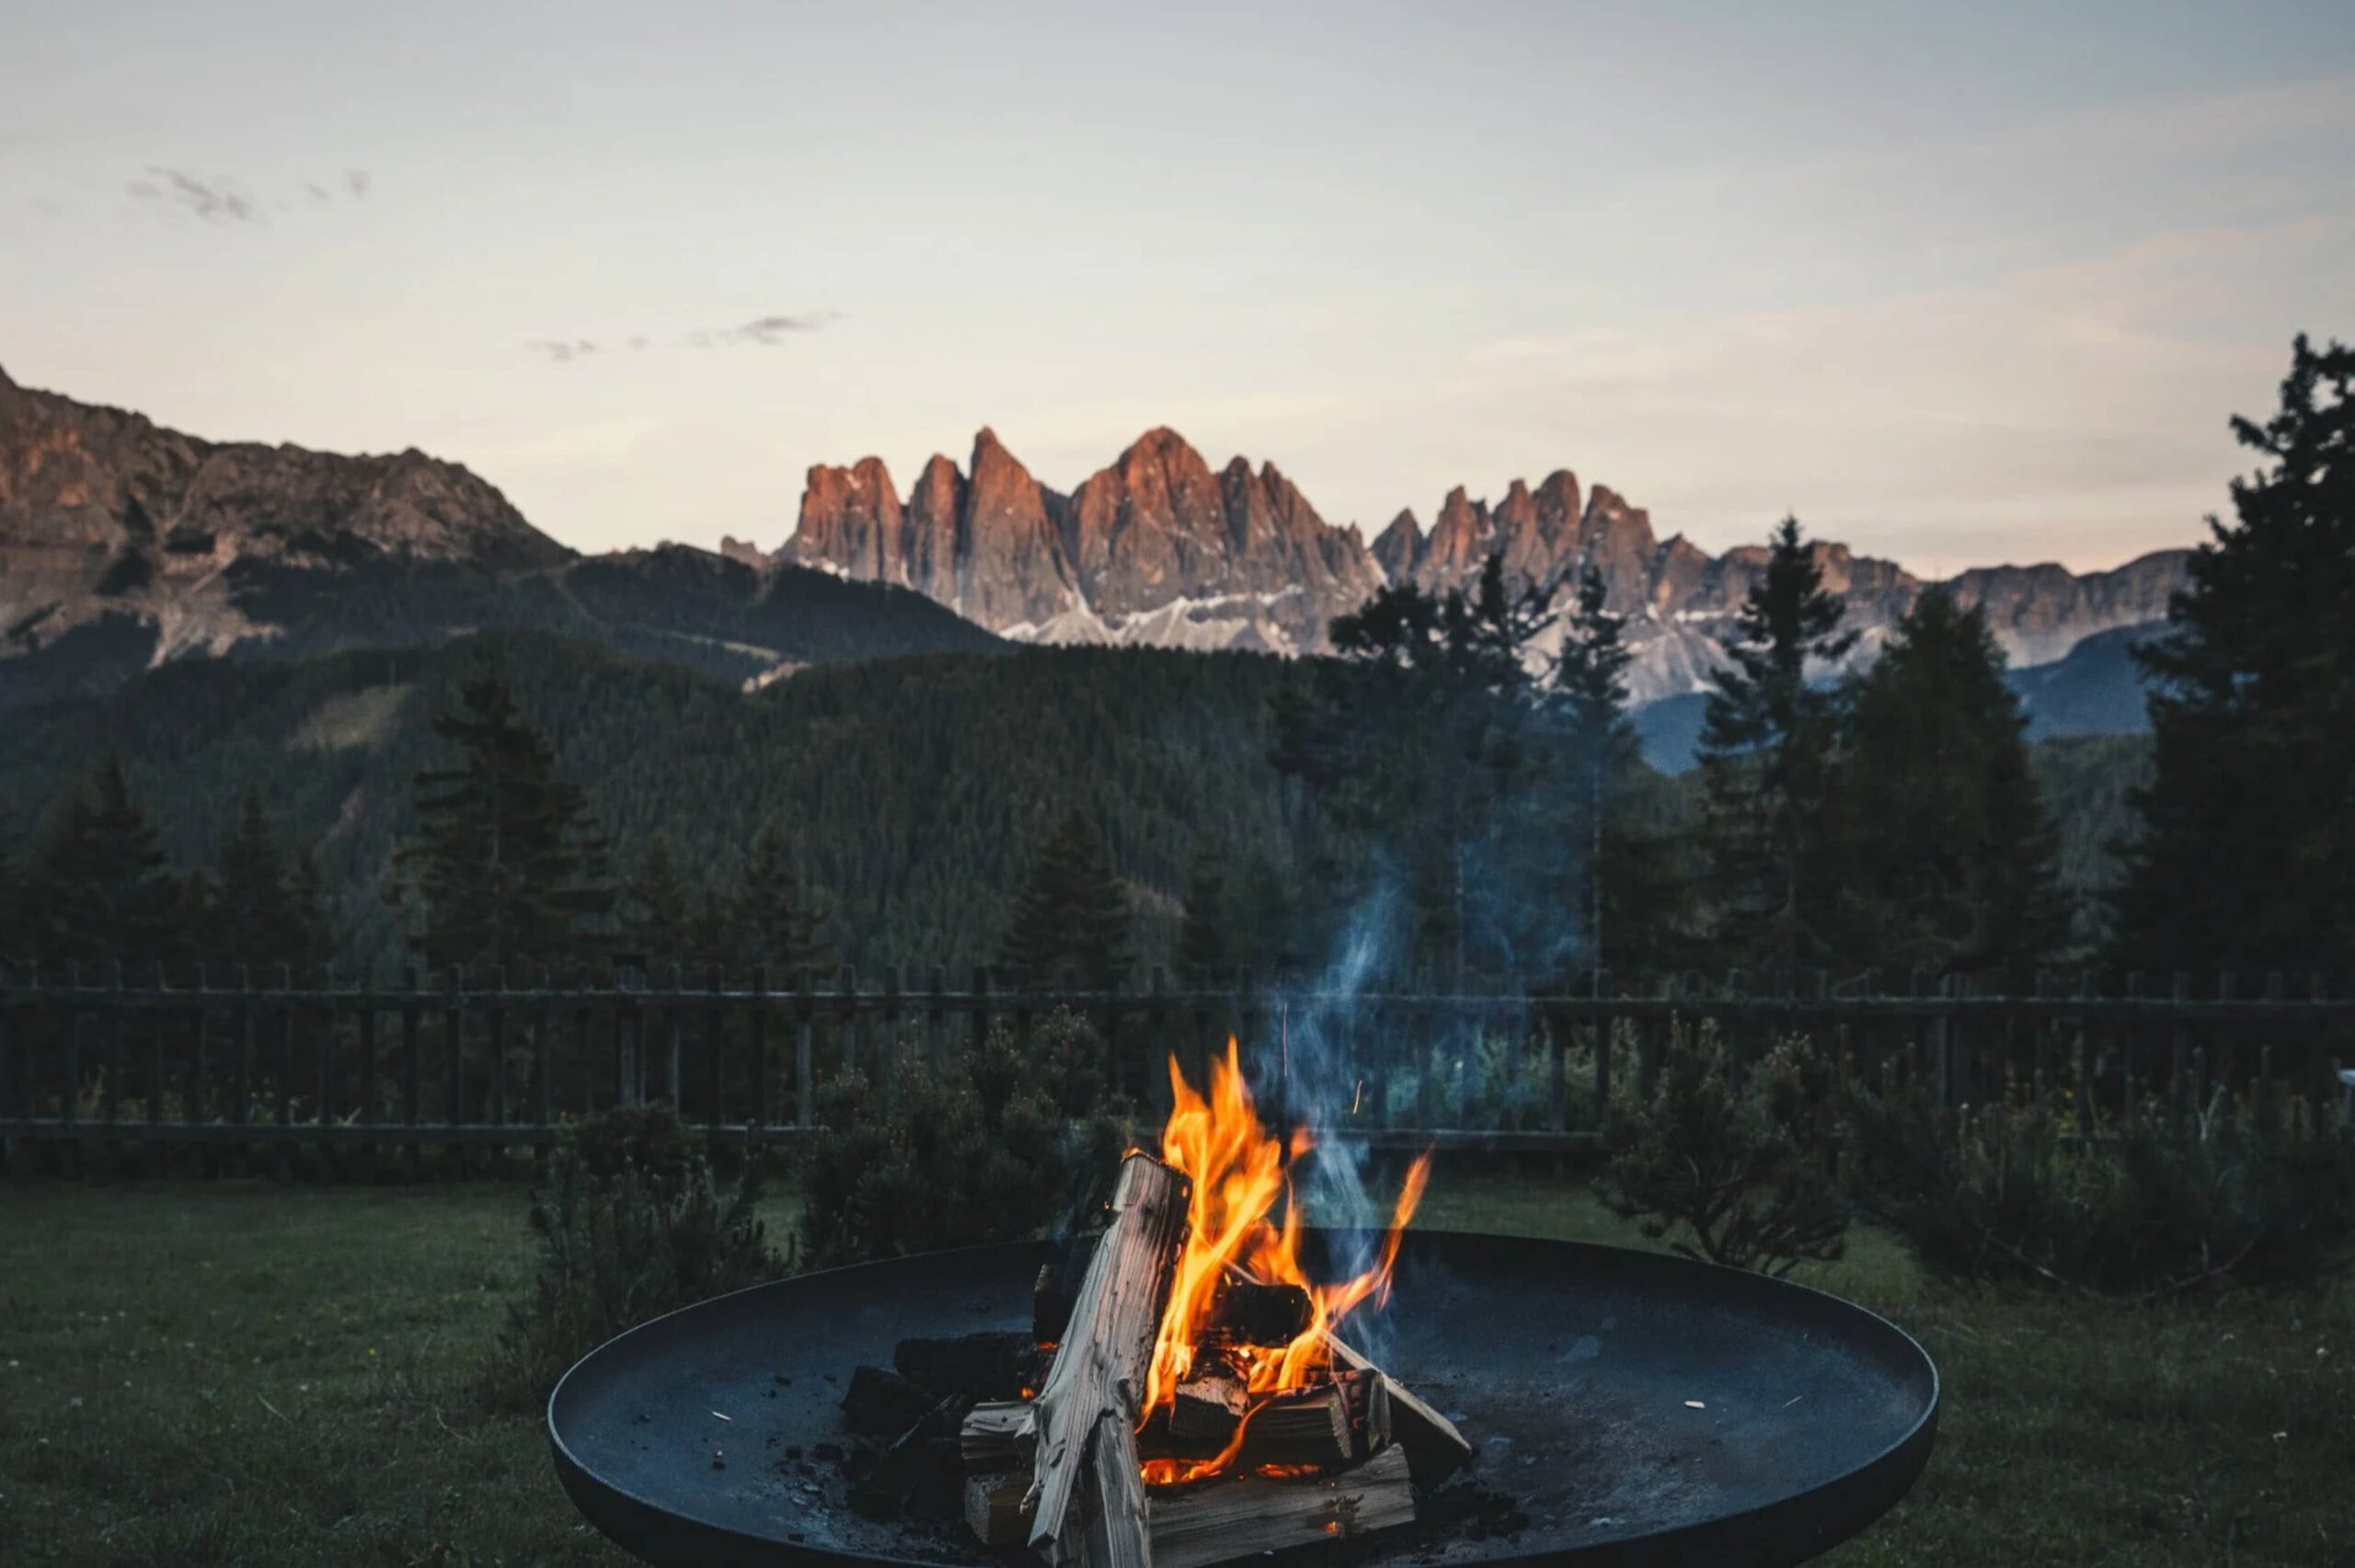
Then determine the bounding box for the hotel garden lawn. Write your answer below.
[0,1174,2346,1566]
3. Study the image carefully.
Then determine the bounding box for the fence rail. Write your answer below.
[2,962,2349,1160]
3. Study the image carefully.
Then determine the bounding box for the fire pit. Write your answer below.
[550,1230,1936,1567]
[550,1047,1936,1567]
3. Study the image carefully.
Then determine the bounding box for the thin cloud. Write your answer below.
[129,167,262,224]
[530,315,840,362]
[689,311,844,348]
[125,166,372,223]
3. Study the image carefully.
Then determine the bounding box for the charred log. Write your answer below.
[842,1365,938,1436]
[894,1332,1047,1402]
[1146,1445,1416,1568]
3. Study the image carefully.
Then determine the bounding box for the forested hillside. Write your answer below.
[1,630,2152,979]
[0,635,1302,973]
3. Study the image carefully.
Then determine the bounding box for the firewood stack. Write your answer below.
[955,1151,1471,1568]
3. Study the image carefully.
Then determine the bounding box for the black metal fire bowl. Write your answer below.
[549,1230,1938,1568]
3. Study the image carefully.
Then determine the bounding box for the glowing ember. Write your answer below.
[1141,1039,1432,1486]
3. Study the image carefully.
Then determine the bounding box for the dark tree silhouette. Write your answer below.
[999,807,1134,990]
[18,754,184,965]
[1829,592,2068,975]
[1697,516,1855,977]
[735,818,829,973]
[388,676,614,971]
[2111,335,2355,973]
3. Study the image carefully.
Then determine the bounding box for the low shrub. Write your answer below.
[477,1105,787,1411]
[1598,1023,1847,1276]
[796,1007,1134,1266]
[1846,1080,2355,1299]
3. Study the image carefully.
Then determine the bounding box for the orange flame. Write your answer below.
[1141,1039,1431,1483]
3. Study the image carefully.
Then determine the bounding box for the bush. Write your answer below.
[1848,1081,2355,1299]
[569,1102,699,1185]
[797,1007,1133,1266]
[477,1105,788,1411]
[1598,1024,1847,1276]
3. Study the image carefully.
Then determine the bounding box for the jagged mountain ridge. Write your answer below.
[0,365,997,705]
[775,425,2190,703]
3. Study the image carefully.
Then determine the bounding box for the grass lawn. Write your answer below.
[2,1173,2348,1567]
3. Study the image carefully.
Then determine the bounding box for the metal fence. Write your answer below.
[1,961,2349,1159]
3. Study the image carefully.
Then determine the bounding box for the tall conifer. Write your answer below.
[2111,335,2355,972]
[1830,592,2068,974]
[390,676,613,971]
[1000,808,1134,989]
[1697,517,1855,976]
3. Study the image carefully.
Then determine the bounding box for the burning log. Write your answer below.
[1166,1373,1248,1444]
[1325,1337,1470,1488]
[1024,1151,1191,1568]
[1235,1382,1352,1469]
[1147,1445,1416,1568]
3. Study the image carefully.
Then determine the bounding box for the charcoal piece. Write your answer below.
[842,1364,936,1436]
[894,1331,1042,1401]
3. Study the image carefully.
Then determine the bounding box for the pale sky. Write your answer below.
[3,1,2349,575]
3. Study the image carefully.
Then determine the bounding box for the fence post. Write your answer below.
[2074,971,2096,1136]
[488,965,510,1129]
[971,966,993,1064]
[574,972,595,1120]
[752,965,772,1135]
[535,964,555,1132]
[444,969,465,1125]
[706,965,728,1130]
[147,960,167,1127]
[663,964,684,1107]
[276,963,296,1130]
[190,962,211,1126]
[401,968,420,1133]
[881,966,904,1114]
[926,966,948,1078]
[103,958,124,1128]
[314,964,335,1129]
[2122,972,2145,1117]
[795,967,816,1128]
[355,966,378,1127]
[836,964,858,1082]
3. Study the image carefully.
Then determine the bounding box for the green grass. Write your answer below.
[2,1175,2348,1566]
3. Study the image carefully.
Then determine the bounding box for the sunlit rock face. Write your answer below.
[778,418,2188,703]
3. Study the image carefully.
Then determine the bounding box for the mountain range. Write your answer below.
[0,364,995,706]
[3,366,2186,720]
[768,425,2189,705]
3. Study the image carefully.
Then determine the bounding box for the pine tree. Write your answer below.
[285,847,339,970]
[1176,853,1235,985]
[19,755,185,966]
[1697,517,1855,977]
[620,830,693,971]
[202,784,299,966]
[1284,551,1555,979]
[1829,592,2068,976]
[1551,568,1697,980]
[736,818,828,974]
[2111,335,2355,973]
[999,808,1134,989]
[389,676,614,972]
